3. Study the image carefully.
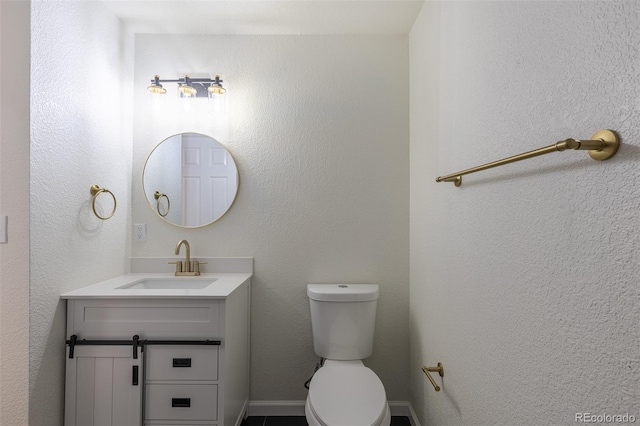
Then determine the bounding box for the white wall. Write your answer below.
[410,1,639,424]
[132,34,411,401]
[0,1,30,424]
[29,1,133,423]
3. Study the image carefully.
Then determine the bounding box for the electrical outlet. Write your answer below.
[134,223,146,242]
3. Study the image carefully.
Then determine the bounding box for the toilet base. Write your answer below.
[305,397,391,426]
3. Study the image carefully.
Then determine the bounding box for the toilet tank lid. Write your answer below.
[307,284,379,302]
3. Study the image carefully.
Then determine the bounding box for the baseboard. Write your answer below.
[247,400,421,425]
[248,400,305,416]
[389,401,421,426]
[236,399,250,426]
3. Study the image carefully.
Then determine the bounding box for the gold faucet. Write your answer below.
[171,239,205,276]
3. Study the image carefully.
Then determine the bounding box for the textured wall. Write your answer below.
[410,1,640,424]
[0,2,30,424]
[132,34,410,402]
[29,1,133,423]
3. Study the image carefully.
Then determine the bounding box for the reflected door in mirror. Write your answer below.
[181,134,238,226]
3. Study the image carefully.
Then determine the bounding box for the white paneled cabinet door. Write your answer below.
[65,345,142,426]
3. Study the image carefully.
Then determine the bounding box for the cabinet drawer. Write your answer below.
[67,299,221,339]
[146,346,218,381]
[145,384,217,421]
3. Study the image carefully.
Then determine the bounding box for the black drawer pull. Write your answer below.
[171,398,191,408]
[172,358,192,368]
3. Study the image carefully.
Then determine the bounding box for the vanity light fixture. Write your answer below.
[147,74,226,99]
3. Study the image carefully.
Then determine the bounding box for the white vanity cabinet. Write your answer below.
[63,275,250,426]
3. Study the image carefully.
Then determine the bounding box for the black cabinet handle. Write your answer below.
[171,398,191,408]
[132,365,139,386]
[172,358,192,368]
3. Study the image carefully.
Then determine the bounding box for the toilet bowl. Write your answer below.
[306,284,390,426]
[305,360,391,426]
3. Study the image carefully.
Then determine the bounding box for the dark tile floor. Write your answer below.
[241,416,412,425]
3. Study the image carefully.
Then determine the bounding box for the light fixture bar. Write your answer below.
[148,74,226,99]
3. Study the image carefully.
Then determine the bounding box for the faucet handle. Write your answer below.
[193,261,207,275]
[169,261,183,274]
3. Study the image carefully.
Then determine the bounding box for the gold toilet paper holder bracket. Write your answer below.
[422,363,444,392]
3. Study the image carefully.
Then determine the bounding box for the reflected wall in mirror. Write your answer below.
[143,132,239,227]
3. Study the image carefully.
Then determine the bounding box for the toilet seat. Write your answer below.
[307,361,387,426]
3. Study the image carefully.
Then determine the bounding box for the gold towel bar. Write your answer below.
[422,363,444,392]
[435,129,620,187]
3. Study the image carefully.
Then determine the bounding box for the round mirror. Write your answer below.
[143,132,239,227]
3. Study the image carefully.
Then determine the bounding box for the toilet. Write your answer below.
[306,284,391,426]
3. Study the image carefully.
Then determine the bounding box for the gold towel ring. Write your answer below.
[90,185,117,220]
[154,191,170,217]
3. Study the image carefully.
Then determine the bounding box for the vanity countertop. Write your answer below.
[60,272,252,299]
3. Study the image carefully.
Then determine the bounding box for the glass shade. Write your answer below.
[207,84,226,96]
[147,84,167,95]
[178,84,197,97]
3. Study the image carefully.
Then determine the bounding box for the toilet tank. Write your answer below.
[307,284,379,360]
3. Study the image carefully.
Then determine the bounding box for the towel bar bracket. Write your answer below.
[583,129,619,161]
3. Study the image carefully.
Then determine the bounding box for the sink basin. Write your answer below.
[116,278,217,290]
